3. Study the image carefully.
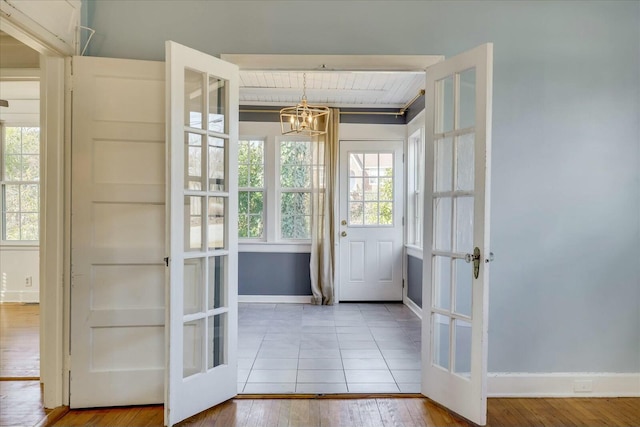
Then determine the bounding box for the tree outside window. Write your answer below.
[1,126,40,241]
[280,140,312,239]
[238,139,264,238]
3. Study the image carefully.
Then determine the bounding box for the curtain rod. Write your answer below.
[239,89,425,117]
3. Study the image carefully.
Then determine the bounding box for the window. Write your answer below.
[348,152,394,226]
[407,128,424,247]
[279,139,312,239]
[238,139,265,238]
[1,126,40,242]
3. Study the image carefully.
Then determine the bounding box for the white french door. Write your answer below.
[338,140,404,301]
[421,44,493,425]
[165,41,239,426]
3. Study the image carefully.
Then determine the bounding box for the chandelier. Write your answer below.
[280,73,330,136]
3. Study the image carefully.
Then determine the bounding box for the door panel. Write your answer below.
[70,56,165,407]
[165,41,239,427]
[421,43,492,426]
[339,140,403,301]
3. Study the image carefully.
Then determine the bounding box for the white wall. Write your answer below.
[0,247,39,302]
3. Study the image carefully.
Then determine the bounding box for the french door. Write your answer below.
[165,41,239,426]
[421,43,493,426]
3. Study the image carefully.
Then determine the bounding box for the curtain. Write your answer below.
[309,108,339,305]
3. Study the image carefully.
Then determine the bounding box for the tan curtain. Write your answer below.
[310,109,339,305]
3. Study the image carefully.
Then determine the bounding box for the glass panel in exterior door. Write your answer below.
[348,152,394,226]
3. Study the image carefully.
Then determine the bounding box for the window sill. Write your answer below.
[239,241,311,253]
[405,245,423,259]
[0,242,39,250]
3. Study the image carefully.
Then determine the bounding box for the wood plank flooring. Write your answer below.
[0,303,40,378]
[48,397,640,427]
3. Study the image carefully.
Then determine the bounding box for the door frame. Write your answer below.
[221,54,443,305]
[0,14,72,408]
[41,53,449,408]
[337,138,405,302]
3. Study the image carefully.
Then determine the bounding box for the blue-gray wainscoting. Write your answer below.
[239,252,312,296]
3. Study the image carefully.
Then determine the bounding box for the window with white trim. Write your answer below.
[1,125,40,242]
[279,139,312,240]
[238,138,265,239]
[407,128,424,247]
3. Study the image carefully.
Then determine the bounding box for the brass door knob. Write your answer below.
[341,231,347,237]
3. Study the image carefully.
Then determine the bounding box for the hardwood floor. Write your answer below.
[48,397,640,427]
[1,305,638,426]
[0,303,40,378]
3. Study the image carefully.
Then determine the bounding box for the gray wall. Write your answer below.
[239,252,311,296]
[407,255,423,308]
[83,0,640,374]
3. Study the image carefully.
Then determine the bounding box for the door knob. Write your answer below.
[465,247,481,279]
[341,231,347,237]
[341,220,347,226]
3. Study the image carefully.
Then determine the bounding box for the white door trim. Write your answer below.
[0,15,70,407]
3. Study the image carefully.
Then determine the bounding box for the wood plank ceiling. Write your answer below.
[239,70,424,109]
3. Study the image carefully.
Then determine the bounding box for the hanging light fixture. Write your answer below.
[280,73,330,136]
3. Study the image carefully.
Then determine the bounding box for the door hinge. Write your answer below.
[402,153,405,163]
[402,279,405,289]
[402,216,405,226]
[164,257,169,267]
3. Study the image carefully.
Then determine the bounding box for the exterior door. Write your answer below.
[70,56,166,407]
[421,44,493,425]
[338,140,404,301]
[165,41,239,426]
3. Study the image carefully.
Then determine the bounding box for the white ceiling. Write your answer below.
[239,70,424,109]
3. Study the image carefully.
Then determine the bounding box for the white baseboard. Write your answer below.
[0,290,39,303]
[403,297,422,319]
[487,372,640,397]
[238,295,312,304]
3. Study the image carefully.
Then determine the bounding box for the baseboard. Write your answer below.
[487,372,640,397]
[238,295,312,304]
[0,290,39,303]
[403,297,422,319]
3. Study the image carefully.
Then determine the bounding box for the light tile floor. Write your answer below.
[238,302,421,394]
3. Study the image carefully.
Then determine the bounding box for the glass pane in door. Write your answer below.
[207,313,226,369]
[208,256,225,310]
[184,258,203,315]
[183,319,203,378]
[185,69,203,128]
[186,133,203,190]
[458,68,476,130]
[433,313,450,370]
[208,76,226,133]
[454,318,472,378]
[208,137,225,191]
[185,196,203,251]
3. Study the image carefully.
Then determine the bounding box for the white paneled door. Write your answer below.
[338,140,404,301]
[421,44,493,425]
[70,56,166,407]
[165,41,239,427]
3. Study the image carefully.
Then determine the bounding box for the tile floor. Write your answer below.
[238,302,422,394]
